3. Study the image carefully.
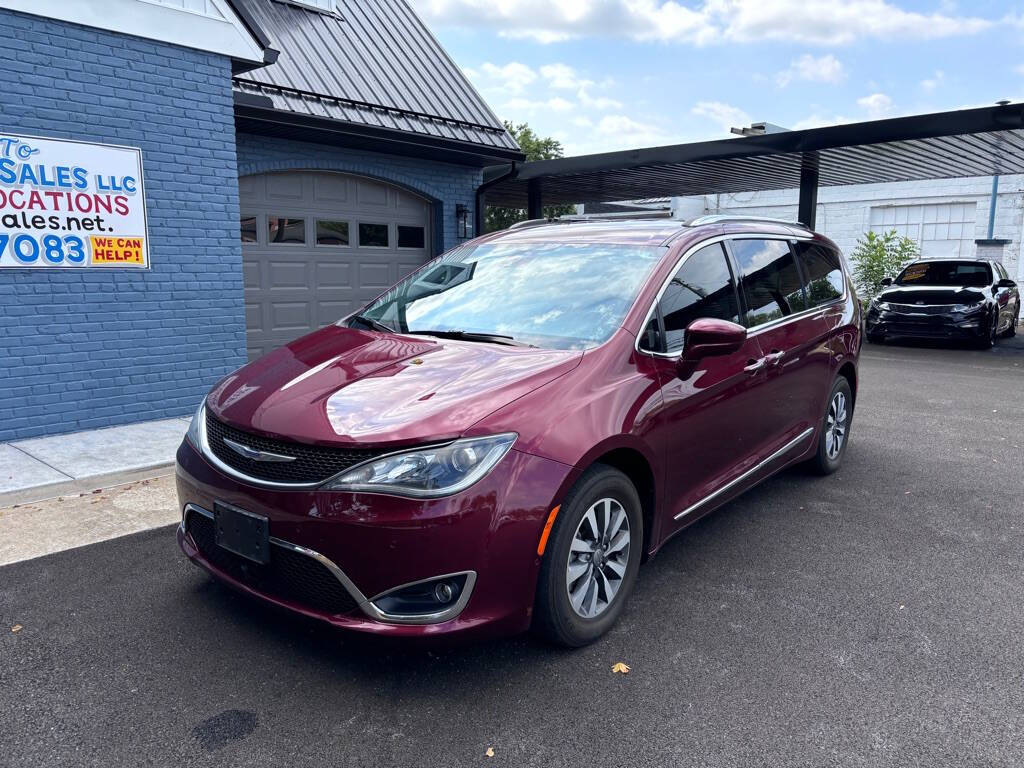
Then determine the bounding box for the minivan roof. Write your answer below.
[480,217,812,247]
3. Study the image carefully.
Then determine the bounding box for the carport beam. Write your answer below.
[798,158,819,230]
[527,178,543,220]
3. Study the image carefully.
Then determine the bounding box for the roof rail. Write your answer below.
[556,211,674,222]
[687,214,810,229]
[507,218,554,230]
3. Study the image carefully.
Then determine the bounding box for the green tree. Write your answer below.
[849,229,920,302]
[484,121,576,233]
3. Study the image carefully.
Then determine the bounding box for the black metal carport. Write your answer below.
[478,103,1024,231]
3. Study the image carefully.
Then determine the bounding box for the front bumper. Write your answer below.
[175,438,576,639]
[865,308,989,340]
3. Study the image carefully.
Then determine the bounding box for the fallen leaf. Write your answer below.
[11,624,22,633]
[612,662,631,674]
[485,747,495,758]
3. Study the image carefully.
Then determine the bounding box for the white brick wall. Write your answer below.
[678,175,1024,282]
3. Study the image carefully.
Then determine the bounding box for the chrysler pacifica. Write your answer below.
[176,216,861,646]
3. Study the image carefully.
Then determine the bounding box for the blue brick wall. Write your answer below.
[236,134,484,252]
[0,10,246,441]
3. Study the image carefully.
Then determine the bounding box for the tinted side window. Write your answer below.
[794,241,844,307]
[731,239,805,327]
[651,243,740,354]
[995,262,1009,281]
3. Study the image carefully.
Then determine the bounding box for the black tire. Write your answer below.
[1001,306,1018,338]
[807,377,854,476]
[975,315,997,349]
[533,464,643,647]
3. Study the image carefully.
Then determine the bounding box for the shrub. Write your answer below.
[849,230,920,301]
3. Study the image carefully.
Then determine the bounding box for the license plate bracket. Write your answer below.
[214,502,270,564]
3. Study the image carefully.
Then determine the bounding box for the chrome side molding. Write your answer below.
[673,427,815,521]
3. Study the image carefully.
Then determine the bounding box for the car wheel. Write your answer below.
[533,464,643,647]
[1001,307,1018,338]
[976,316,997,349]
[808,377,853,476]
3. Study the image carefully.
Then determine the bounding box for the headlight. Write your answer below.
[953,302,984,314]
[322,433,517,497]
[185,399,206,449]
[871,300,890,311]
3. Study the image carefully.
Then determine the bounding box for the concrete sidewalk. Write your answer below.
[0,417,189,500]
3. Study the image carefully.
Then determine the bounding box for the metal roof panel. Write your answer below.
[232,0,519,153]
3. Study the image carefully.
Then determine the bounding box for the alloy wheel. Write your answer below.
[825,391,848,460]
[566,498,630,619]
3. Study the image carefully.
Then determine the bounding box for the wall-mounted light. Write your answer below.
[455,204,472,239]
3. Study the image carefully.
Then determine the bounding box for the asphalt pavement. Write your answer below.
[2,336,1023,767]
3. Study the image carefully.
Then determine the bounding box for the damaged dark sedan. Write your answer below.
[866,258,1019,348]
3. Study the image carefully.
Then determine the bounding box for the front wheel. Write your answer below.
[533,464,643,647]
[1001,306,1018,338]
[975,315,997,349]
[807,377,854,475]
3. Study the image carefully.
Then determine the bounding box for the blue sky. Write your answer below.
[410,0,1024,155]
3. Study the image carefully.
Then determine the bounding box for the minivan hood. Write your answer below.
[207,326,583,446]
[877,285,987,305]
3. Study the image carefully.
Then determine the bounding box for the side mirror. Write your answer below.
[997,278,1017,289]
[880,277,893,287]
[676,318,747,379]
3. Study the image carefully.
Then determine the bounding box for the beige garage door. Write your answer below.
[239,171,432,361]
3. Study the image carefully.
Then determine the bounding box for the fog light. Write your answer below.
[434,581,456,603]
[371,573,469,618]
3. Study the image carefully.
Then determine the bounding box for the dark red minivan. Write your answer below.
[176,216,861,646]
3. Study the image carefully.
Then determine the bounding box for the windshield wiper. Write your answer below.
[349,314,395,333]
[408,329,533,347]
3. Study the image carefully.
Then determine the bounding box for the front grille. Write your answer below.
[887,303,955,315]
[205,412,382,484]
[186,512,358,615]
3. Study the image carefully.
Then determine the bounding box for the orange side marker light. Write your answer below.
[537,505,561,556]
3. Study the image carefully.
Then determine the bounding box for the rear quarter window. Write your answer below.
[794,241,844,307]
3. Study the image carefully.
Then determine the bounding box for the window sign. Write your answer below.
[0,134,148,269]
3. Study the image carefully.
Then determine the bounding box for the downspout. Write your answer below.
[475,163,518,237]
[987,174,999,240]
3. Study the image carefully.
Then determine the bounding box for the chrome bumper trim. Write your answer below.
[181,503,475,625]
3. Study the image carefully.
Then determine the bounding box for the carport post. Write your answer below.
[798,155,819,230]
[527,178,543,220]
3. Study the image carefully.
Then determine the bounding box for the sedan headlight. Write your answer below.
[185,399,206,449]
[871,299,890,311]
[322,433,517,497]
[953,302,984,314]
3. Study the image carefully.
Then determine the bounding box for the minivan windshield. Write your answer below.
[353,241,665,350]
[895,260,992,287]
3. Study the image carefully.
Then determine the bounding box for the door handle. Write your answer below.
[744,357,767,373]
[765,350,785,366]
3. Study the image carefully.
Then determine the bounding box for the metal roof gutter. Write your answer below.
[233,98,526,167]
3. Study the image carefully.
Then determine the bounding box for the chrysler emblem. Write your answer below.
[223,437,296,463]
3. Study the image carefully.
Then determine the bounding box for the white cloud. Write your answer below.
[539,63,585,89]
[467,61,537,93]
[502,96,575,113]
[791,92,896,129]
[775,54,845,87]
[857,92,893,118]
[579,87,623,110]
[691,101,752,132]
[920,70,944,91]
[412,0,991,46]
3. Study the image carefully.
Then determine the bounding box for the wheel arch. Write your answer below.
[576,441,658,560]
[836,360,858,410]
